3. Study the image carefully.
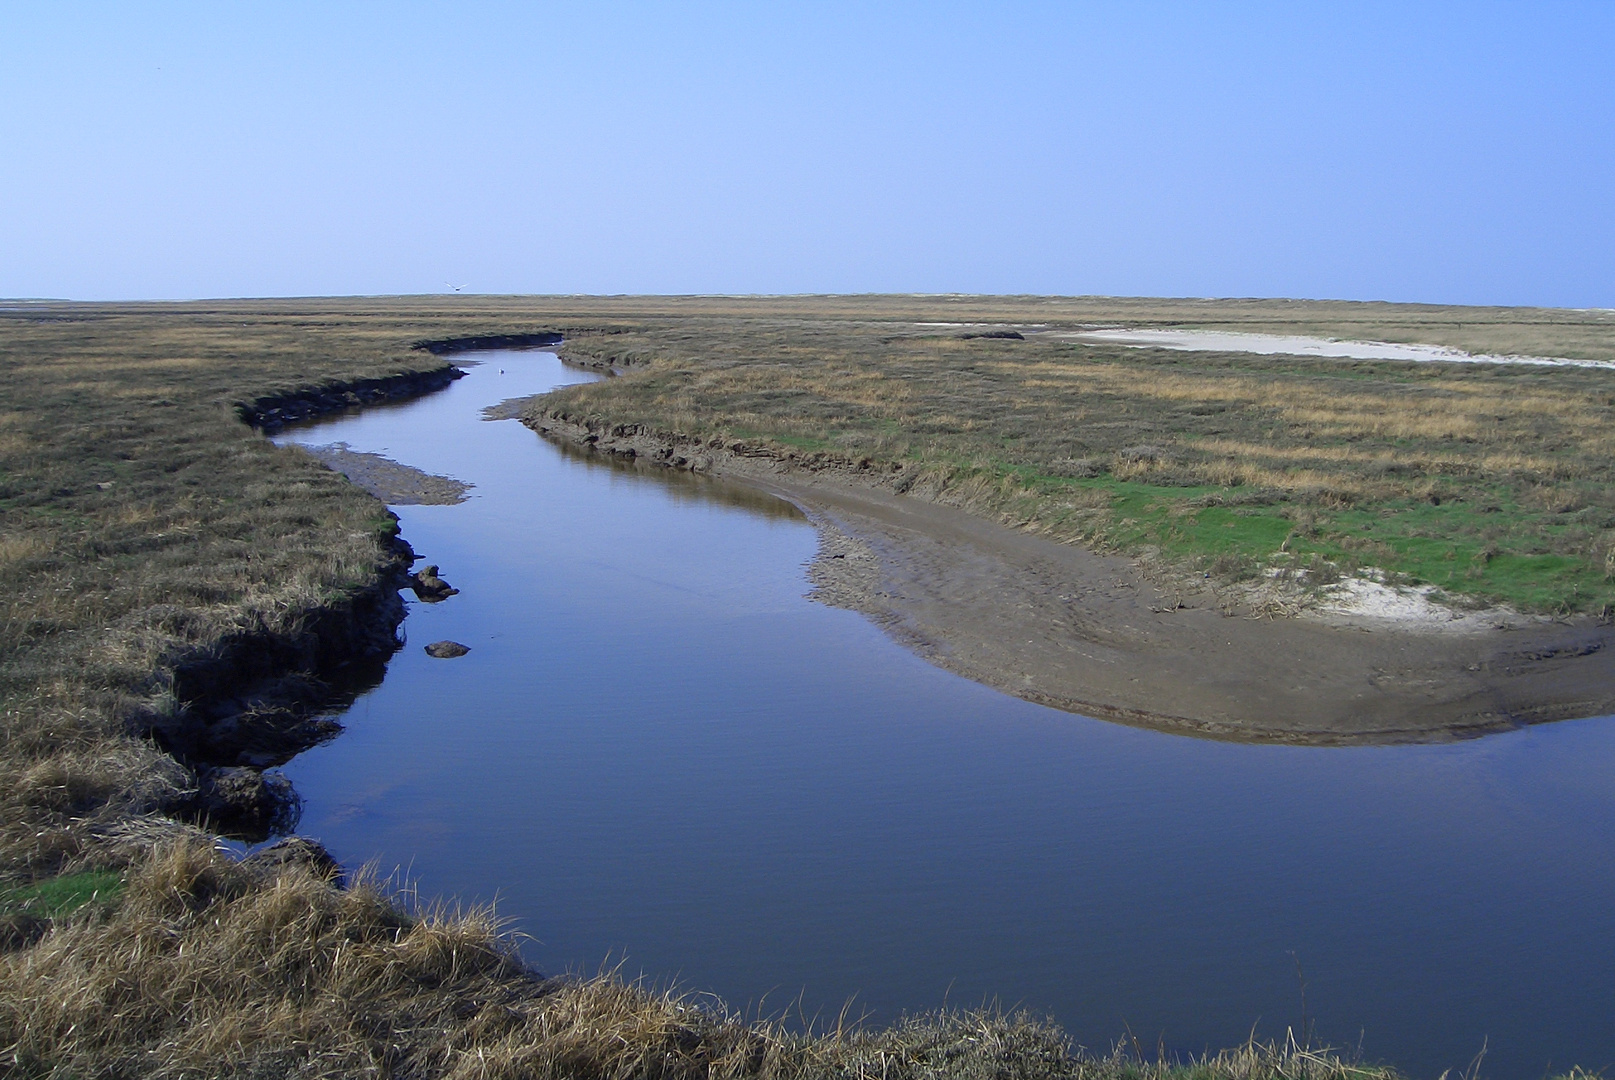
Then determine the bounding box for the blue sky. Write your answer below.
[3,3,1611,305]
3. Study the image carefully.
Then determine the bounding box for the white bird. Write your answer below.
[445,282,468,293]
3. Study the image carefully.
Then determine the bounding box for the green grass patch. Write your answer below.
[772,432,834,452]
[1,869,124,919]
[1008,466,1613,609]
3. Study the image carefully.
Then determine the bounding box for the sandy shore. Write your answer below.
[527,411,1615,744]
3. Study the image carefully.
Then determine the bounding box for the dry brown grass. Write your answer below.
[4,296,1609,1078]
[3,833,1411,1080]
[0,299,597,877]
[538,304,1615,612]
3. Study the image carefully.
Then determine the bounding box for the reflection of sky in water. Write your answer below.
[276,351,1615,1080]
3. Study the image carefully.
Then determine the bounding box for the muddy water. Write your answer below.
[276,351,1615,1080]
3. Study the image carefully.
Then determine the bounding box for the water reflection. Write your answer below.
[274,350,1615,1080]
[545,437,807,521]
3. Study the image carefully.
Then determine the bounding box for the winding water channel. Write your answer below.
[276,350,1615,1079]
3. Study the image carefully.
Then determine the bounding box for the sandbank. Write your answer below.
[529,410,1615,744]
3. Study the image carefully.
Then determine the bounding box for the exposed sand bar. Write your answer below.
[297,443,471,505]
[528,412,1615,744]
[1048,327,1615,368]
[759,470,1615,743]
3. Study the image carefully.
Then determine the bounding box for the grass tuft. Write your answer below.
[1,835,1424,1080]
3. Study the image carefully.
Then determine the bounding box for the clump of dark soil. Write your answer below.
[191,766,300,840]
[410,565,459,601]
[424,640,470,658]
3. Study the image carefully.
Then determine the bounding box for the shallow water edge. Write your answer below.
[271,349,1615,1079]
[523,406,1615,745]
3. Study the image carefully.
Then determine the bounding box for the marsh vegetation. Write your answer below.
[544,299,1615,616]
[3,297,1611,1078]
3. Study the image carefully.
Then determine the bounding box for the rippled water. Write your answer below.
[276,351,1615,1079]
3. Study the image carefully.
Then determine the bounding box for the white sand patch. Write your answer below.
[1309,574,1535,634]
[1051,328,1614,370]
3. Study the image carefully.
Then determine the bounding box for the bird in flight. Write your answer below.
[445,282,469,293]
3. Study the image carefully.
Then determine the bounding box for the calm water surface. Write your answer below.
[277,351,1615,1079]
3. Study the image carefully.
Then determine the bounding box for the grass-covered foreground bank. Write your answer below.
[2,296,1608,1078]
[5,835,1426,1080]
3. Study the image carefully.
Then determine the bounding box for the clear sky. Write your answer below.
[3,3,1612,306]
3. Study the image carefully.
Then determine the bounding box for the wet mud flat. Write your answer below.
[528,411,1615,744]
[298,443,471,505]
[775,475,1615,743]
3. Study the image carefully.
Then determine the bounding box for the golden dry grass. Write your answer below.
[4,296,1610,1078]
[4,833,1413,1080]
[539,304,1615,612]
[1,299,596,878]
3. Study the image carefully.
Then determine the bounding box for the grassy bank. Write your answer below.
[6,830,1430,1080]
[538,299,1615,615]
[0,298,561,880]
[2,297,1605,1077]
